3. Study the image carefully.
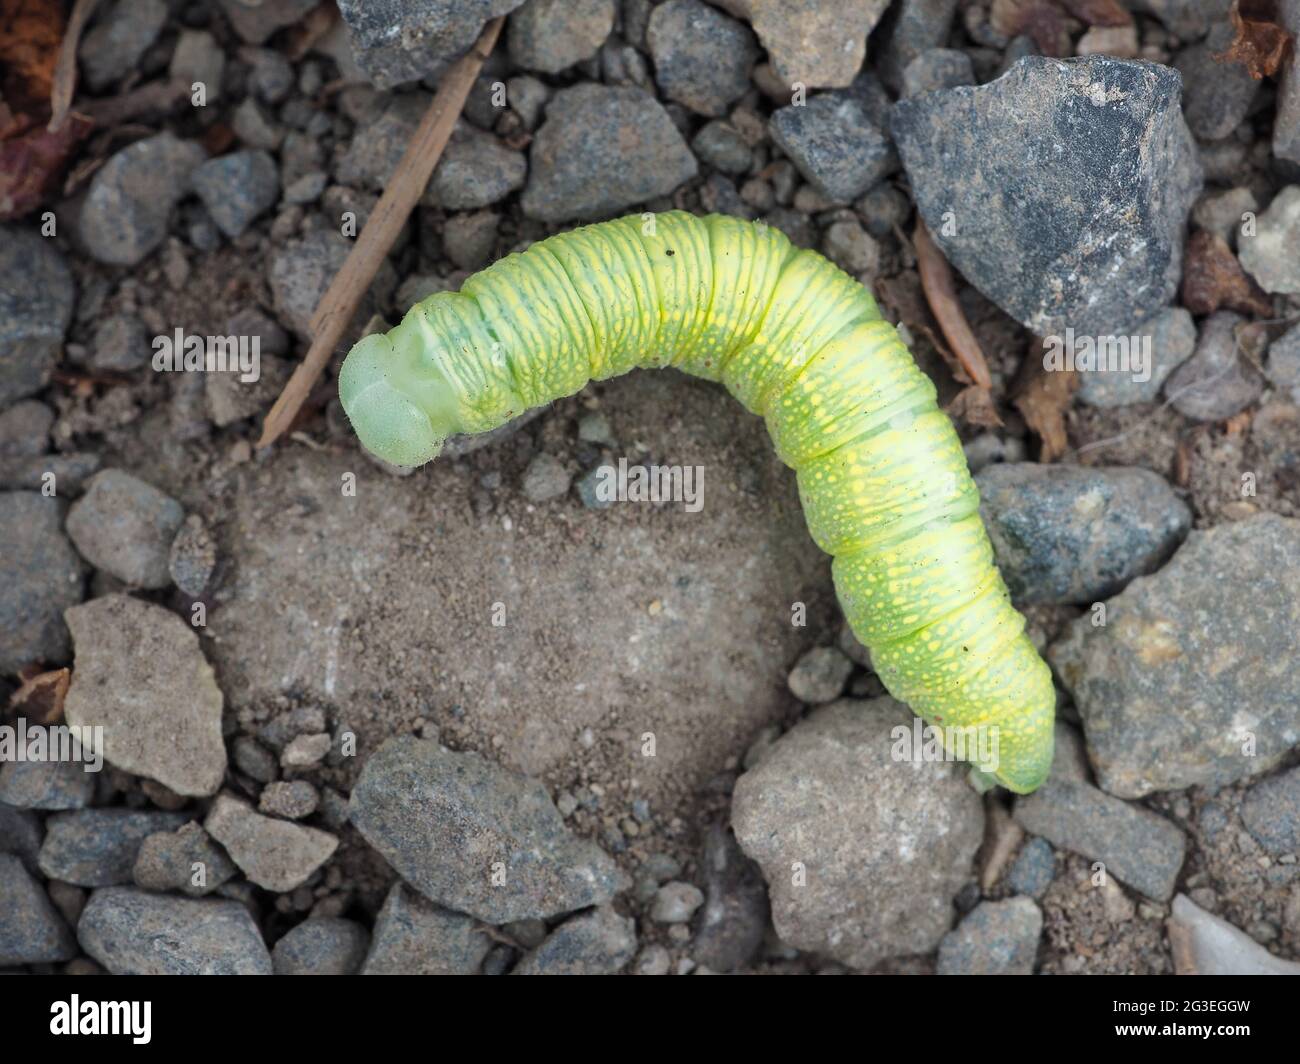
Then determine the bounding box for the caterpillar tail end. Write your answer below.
[983,652,1056,796]
[338,333,448,468]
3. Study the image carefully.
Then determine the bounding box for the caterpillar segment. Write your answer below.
[338,211,1056,793]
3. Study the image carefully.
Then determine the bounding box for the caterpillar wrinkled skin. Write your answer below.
[339,211,1056,793]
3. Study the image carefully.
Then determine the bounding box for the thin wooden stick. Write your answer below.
[49,0,102,133]
[913,218,994,391]
[257,16,504,450]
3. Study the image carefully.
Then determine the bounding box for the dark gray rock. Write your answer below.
[878,0,960,90]
[1127,0,1232,38]
[274,917,370,975]
[205,794,337,893]
[1050,516,1300,797]
[512,905,636,975]
[337,94,429,190]
[647,0,759,116]
[63,595,227,797]
[769,92,896,204]
[520,452,571,503]
[692,820,768,971]
[132,821,237,897]
[901,48,975,99]
[268,229,395,338]
[88,313,149,373]
[1076,307,1197,408]
[1165,311,1265,421]
[78,133,206,266]
[66,469,184,589]
[38,809,188,887]
[78,0,168,92]
[78,886,273,974]
[521,85,696,222]
[0,453,101,495]
[732,698,984,969]
[691,120,753,175]
[0,226,74,405]
[1238,186,1300,295]
[0,855,76,965]
[508,0,615,74]
[1240,767,1300,856]
[350,736,629,923]
[1014,740,1186,900]
[424,127,527,210]
[891,56,1202,338]
[936,897,1042,974]
[337,1,527,88]
[786,645,853,703]
[443,209,498,270]
[218,0,319,45]
[1176,22,1259,141]
[242,46,295,104]
[0,400,52,457]
[1007,837,1056,898]
[361,882,491,974]
[0,493,85,673]
[714,0,891,88]
[0,806,43,875]
[190,151,280,238]
[976,463,1191,605]
[0,759,95,811]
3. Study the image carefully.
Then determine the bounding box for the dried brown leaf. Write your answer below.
[914,219,994,391]
[1181,229,1273,317]
[8,667,70,725]
[1215,0,1294,79]
[1059,0,1132,26]
[1014,343,1077,462]
[0,0,64,115]
[990,0,1073,56]
[0,112,91,220]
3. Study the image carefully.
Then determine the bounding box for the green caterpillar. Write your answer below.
[339,211,1055,793]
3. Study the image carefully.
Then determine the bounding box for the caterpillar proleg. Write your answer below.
[339,211,1056,793]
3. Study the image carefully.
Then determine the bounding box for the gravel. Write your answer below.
[0,493,86,673]
[190,150,280,238]
[37,809,189,887]
[0,226,74,405]
[1170,894,1300,975]
[1238,185,1300,295]
[718,0,891,89]
[769,92,896,204]
[1165,311,1266,422]
[0,758,96,811]
[132,821,237,896]
[649,880,705,923]
[936,897,1042,975]
[0,855,76,966]
[360,882,492,975]
[273,917,371,975]
[512,905,637,975]
[1239,767,1300,856]
[204,793,338,893]
[786,644,853,703]
[647,0,760,117]
[507,0,615,75]
[66,469,184,589]
[78,0,168,92]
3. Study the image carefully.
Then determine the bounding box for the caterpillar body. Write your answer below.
[339,211,1056,793]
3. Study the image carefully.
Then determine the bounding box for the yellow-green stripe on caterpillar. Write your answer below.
[339,211,1056,794]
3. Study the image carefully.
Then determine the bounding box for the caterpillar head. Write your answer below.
[339,332,457,467]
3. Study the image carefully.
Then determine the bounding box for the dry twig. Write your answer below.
[48,0,100,133]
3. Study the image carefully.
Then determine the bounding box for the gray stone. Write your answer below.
[1240,767,1300,855]
[506,75,550,129]
[1176,22,1259,141]
[936,897,1042,974]
[89,313,149,373]
[1277,0,1300,166]
[38,809,188,887]
[259,780,319,820]
[337,0,527,89]
[769,93,895,204]
[232,736,278,784]
[443,210,498,271]
[1052,516,1300,798]
[732,698,984,969]
[268,229,394,338]
[205,353,292,428]
[78,0,167,92]
[231,98,283,151]
[425,128,527,210]
[512,905,636,975]
[1170,893,1300,974]
[0,759,95,811]
[218,0,319,45]
[78,886,272,974]
[281,733,331,768]
[242,46,294,103]
[692,820,768,971]
[78,133,205,266]
[647,0,759,116]
[0,453,101,495]
[786,645,853,703]
[0,855,76,965]
[822,218,880,275]
[1127,0,1232,38]
[0,400,52,457]
[1165,311,1265,421]
[168,514,217,597]
[337,94,429,190]
[1192,187,1258,249]
[1014,760,1186,900]
[274,917,370,975]
[901,48,975,99]
[205,794,337,893]
[1239,185,1300,295]
[132,821,236,896]
[361,882,491,974]
[0,493,85,673]
[521,452,571,503]
[521,85,697,222]
[0,226,74,404]
[691,121,753,175]
[650,881,704,923]
[170,30,225,99]
[1006,837,1055,898]
[0,806,43,875]
[349,736,628,923]
[66,469,184,589]
[976,463,1191,605]
[508,0,615,74]
[64,595,227,797]
[190,151,280,238]
[1267,323,1300,403]
[891,56,1201,338]
[711,0,891,88]
[1076,307,1197,408]
[878,0,960,90]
